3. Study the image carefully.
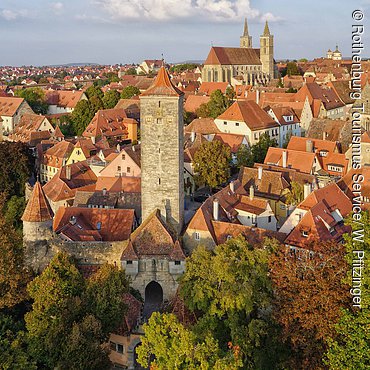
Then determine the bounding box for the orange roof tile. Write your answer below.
[217,100,278,130]
[22,182,54,222]
[141,67,184,97]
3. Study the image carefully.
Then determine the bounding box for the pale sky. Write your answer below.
[0,0,369,66]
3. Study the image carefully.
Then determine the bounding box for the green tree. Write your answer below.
[125,68,137,75]
[0,313,36,370]
[137,312,243,370]
[207,90,230,118]
[15,88,48,114]
[102,89,120,109]
[195,102,211,118]
[324,211,370,369]
[179,236,285,369]
[3,195,25,230]
[285,87,297,93]
[85,264,129,336]
[286,62,301,76]
[121,85,141,99]
[225,86,236,104]
[169,63,199,73]
[285,181,304,206]
[71,100,94,136]
[0,215,31,310]
[251,132,278,164]
[193,140,231,190]
[85,85,104,100]
[59,315,111,370]
[236,144,254,168]
[25,252,85,367]
[89,95,104,114]
[0,142,33,199]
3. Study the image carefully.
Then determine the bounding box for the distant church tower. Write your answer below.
[240,18,252,48]
[140,66,185,235]
[260,20,274,78]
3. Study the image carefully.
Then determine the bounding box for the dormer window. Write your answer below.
[302,230,308,237]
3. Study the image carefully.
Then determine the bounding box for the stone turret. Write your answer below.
[22,181,54,243]
[240,18,252,48]
[140,67,185,235]
[260,20,274,78]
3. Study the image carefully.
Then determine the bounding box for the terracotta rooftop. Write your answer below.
[141,67,184,97]
[217,100,278,130]
[121,210,185,260]
[184,95,210,113]
[287,136,339,153]
[54,206,134,242]
[0,97,25,116]
[22,182,54,222]
[184,117,219,135]
[204,47,261,66]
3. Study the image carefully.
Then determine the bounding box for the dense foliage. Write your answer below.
[196,89,233,119]
[193,140,231,190]
[120,85,141,100]
[15,87,48,114]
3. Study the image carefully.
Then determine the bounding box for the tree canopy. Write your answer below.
[137,312,243,370]
[25,254,129,369]
[269,239,350,369]
[120,85,141,100]
[102,89,120,109]
[193,140,231,190]
[196,89,233,119]
[15,88,48,114]
[251,132,278,164]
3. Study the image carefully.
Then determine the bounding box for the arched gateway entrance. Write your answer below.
[143,281,163,320]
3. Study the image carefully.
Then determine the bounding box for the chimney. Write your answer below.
[229,181,235,193]
[322,132,327,140]
[69,216,76,225]
[102,187,107,196]
[191,131,196,142]
[66,165,71,180]
[258,166,263,180]
[306,140,313,152]
[213,198,219,221]
[249,185,254,201]
[132,145,136,152]
[282,150,287,168]
[116,143,120,152]
[256,89,260,105]
[91,136,96,145]
[304,183,312,199]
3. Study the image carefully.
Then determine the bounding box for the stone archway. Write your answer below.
[143,281,163,320]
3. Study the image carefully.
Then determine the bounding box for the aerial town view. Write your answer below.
[0,0,369,369]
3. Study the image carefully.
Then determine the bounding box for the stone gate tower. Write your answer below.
[240,18,252,48]
[140,67,185,235]
[260,20,274,78]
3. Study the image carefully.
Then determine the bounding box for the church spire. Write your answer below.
[263,20,271,36]
[243,18,249,36]
[240,18,252,48]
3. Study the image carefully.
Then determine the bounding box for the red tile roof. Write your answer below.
[53,206,134,241]
[22,182,54,222]
[217,100,278,130]
[141,67,184,97]
[204,47,261,66]
[0,97,25,116]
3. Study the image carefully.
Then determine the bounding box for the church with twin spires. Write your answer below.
[202,19,276,86]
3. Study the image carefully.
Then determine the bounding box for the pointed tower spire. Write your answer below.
[240,18,252,48]
[22,182,53,222]
[243,18,249,36]
[263,20,271,36]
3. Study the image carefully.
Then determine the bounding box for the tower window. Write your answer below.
[157,118,162,124]
[158,178,161,185]
[158,101,161,107]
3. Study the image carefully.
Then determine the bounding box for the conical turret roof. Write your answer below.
[263,20,271,36]
[22,181,54,222]
[141,66,184,97]
[243,18,250,36]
